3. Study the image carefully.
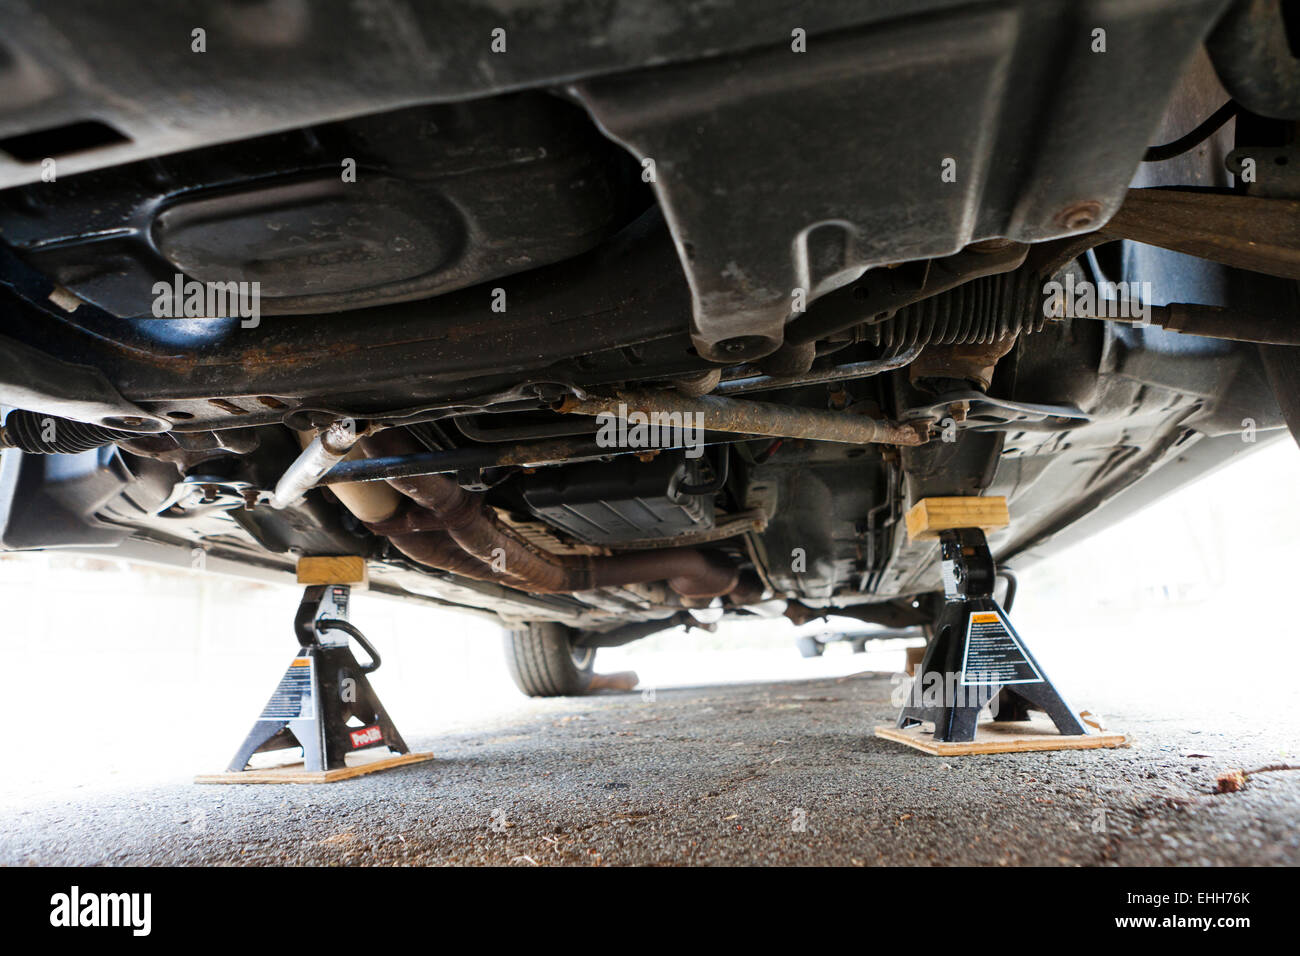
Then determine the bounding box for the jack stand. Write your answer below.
[878,526,1127,755]
[198,584,433,783]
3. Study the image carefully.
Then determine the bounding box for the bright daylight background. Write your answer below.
[1,438,1297,804]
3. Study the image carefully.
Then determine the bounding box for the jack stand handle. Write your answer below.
[997,568,1018,612]
[316,618,382,673]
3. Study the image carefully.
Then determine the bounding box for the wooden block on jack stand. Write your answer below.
[874,718,1129,756]
[905,496,1009,542]
[297,555,368,587]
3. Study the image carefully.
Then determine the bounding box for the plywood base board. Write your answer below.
[875,718,1129,755]
[195,750,433,784]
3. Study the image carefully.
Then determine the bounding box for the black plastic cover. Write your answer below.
[519,452,714,546]
[0,94,640,317]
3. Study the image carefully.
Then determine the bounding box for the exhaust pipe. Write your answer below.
[271,419,362,510]
[357,430,746,601]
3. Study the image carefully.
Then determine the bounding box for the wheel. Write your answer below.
[503,621,595,697]
[850,638,868,654]
[795,635,825,658]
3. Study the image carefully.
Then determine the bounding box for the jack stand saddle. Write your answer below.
[894,527,1087,743]
[225,584,411,773]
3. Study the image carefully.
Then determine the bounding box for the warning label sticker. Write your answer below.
[960,609,1043,686]
[259,657,315,720]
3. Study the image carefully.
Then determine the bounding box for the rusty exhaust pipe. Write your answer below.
[358,431,744,600]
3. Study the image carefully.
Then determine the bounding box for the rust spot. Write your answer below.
[209,398,249,415]
[229,339,360,372]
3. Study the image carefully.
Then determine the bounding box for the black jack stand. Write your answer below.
[225,584,411,773]
[894,528,1087,743]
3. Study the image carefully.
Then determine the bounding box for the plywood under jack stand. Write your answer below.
[196,750,434,784]
[875,718,1129,756]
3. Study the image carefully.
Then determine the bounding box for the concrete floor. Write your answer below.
[3,670,1296,866]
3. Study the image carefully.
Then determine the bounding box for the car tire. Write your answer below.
[503,621,595,697]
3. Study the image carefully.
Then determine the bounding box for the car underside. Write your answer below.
[1,0,1298,695]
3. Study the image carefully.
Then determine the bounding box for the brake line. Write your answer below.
[1143,101,1239,163]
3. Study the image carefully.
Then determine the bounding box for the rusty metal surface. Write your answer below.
[0,212,701,431]
[1095,302,1300,347]
[1102,188,1300,280]
[908,336,1018,390]
[603,509,769,551]
[496,512,608,556]
[558,389,929,446]
[355,430,746,601]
